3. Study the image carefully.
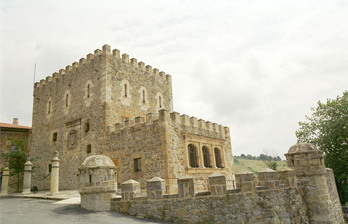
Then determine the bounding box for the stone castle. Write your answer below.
[30,44,233,193]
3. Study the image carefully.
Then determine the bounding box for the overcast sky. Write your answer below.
[1,0,347,157]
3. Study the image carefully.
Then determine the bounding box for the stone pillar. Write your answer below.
[258,168,279,189]
[49,151,59,195]
[285,143,345,224]
[178,175,194,198]
[235,171,255,195]
[78,155,117,211]
[209,172,226,196]
[147,177,166,199]
[121,179,140,201]
[0,165,9,196]
[22,159,33,194]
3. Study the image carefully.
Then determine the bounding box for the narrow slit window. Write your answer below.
[142,90,146,103]
[89,174,92,183]
[159,96,162,108]
[48,101,51,113]
[124,84,127,97]
[66,94,69,107]
[87,84,90,98]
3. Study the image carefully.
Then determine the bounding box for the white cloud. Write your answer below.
[1,0,347,158]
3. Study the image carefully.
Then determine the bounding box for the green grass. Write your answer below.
[233,157,287,175]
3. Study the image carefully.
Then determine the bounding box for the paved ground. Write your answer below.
[0,197,168,224]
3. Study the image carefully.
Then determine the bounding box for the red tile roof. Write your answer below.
[0,122,31,129]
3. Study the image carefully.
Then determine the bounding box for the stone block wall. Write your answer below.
[111,172,309,224]
[105,109,233,194]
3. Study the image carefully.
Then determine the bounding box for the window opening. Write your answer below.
[159,96,162,108]
[202,146,211,168]
[89,174,92,183]
[87,84,90,98]
[142,90,146,103]
[134,158,142,172]
[188,144,198,167]
[124,84,127,97]
[48,164,52,173]
[214,148,222,168]
[66,94,69,107]
[85,121,90,132]
[48,101,51,113]
[86,144,91,154]
[52,132,58,142]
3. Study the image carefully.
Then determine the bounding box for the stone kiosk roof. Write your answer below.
[80,155,115,168]
[286,143,320,155]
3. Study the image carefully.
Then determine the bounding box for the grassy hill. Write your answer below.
[233,157,287,175]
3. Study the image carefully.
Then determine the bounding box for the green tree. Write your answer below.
[296,91,348,204]
[1,138,29,192]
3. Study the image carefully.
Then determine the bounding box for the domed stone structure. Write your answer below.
[78,155,117,211]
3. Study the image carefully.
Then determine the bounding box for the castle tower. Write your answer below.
[30,44,173,190]
[285,143,344,224]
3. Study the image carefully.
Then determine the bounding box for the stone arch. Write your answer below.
[188,144,198,168]
[156,92,164,111]
[214,147,223,168]
[202,146,211,168]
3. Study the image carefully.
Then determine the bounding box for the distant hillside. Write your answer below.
[233,157,287,175]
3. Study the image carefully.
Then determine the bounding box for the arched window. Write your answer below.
[66,94,69,107]
[142,90,146,103]
[214,147,222,168]
[188,144,198,167]
[124,84,127,97]
[202,146,211,168]
[87,84,90,98]
[159,96,162,108]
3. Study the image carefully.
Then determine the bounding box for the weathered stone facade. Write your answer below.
[30,44,233,192]
[111,143,345,224]
[0,118,31,192]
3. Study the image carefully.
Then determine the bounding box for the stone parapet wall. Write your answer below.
[111,172,308,224]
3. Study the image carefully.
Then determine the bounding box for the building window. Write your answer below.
[142,90,146,103]
[66,94,69,107]
[124,84,128,97]
[89,174,92,183]
[214,147,223,168]
[48,101,51,113]
[52,132,58,142]
[159,96,162,108]
[87,84,90,98]
[202,146,211,168]
[188,144,198,168]
[85,121,90,132]
[134,158,142,172]
[86,144,91,154]
[121,116,129,123]
[48,164,52,173]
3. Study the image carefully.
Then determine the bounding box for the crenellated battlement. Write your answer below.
[111,169,309,223]
[34,44,172,89]
[110,109,229,139]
